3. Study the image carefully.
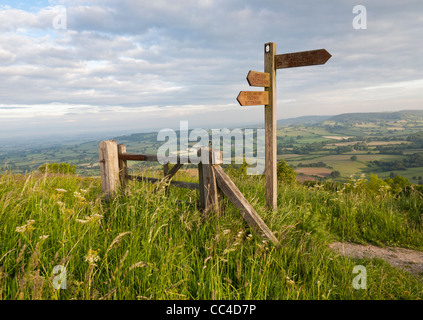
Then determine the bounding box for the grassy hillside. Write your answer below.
[0,169,422,300]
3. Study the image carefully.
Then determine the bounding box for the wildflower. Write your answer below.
[86,213,103,222]
[15,225,27,233]
[85,249,100,265]
[74,192,86,201]
[39,235,49,241]
[222,229,231,235]
[15,220,35,233]
[56,201,64,206]
[223,247,236,255]
[286,276,295,286]
[76,219,88,224]
[56,188,67,193]
[80,189,88,194]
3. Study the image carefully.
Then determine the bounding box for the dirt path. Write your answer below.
[329,242,423,278]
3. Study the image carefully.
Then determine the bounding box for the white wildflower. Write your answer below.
[56,188,67,193]
[16,219,36,233]
[86,213,103,222]
[15,225,27,233]
[85,249,100,265]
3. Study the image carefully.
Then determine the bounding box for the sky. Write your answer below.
[0,0,422,140]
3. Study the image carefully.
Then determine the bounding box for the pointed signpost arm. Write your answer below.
[275,49,332,69]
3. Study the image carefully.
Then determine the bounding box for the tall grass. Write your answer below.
[0,170,422,300]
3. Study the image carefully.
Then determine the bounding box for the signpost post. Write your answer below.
[237,43,331,211]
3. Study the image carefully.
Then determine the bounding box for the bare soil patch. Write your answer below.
[296,174,317,183]
[294,167,332,178]
[323,136,353,140]
[329,242,423,278]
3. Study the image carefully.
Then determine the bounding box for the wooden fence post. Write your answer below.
[99,140,120,200]
[118,144,128,189]
[198,147,224,214]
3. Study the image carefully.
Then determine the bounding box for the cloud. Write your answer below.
[0,0,422,140]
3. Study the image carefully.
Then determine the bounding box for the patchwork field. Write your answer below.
[2,110,423,185]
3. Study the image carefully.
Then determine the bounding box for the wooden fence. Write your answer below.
[99,140,279,245]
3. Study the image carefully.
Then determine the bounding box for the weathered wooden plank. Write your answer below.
[237,91,269,106]
[197,147,223,211]
[247,70,270,87]
[118,144,128,189]
[204,164,223,215]
[164,163,183,180]
[118,153,158,162]
[99,140,120,200]
[127,175,200,190]
[198,162,206,210]
[275,49,331,69]
[119,153,197,164]
[264,42,277,211]
[213,165,279,245]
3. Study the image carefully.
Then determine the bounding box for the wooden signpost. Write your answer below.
[246,70,270,87]
[237,43,332,211]
[237,91,269,106]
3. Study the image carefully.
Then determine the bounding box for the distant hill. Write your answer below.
[276,110,423,127]
[329,110,423,123]
[277,115,333,126]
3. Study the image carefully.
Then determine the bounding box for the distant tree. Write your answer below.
[353,142,369,151]
[277,159,297,185]
[367,173,389,193]
[330,170,341,178]
[385,175,410,194]
[350,155,358,161]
